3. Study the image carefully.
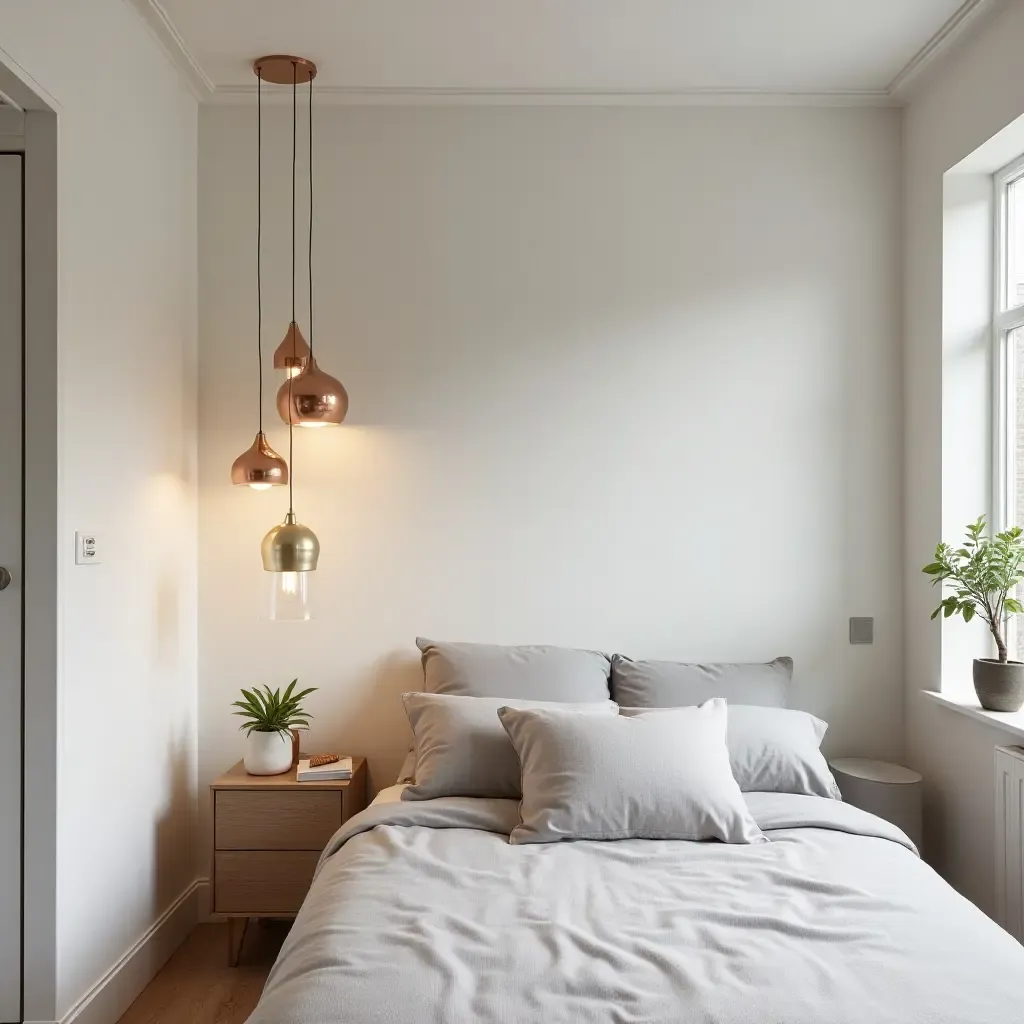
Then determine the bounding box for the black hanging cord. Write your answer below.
[291,62,297,329]
[256,73,263,434]
[288,60,298,515]
[308,72,314,360]
[288,384,294,513]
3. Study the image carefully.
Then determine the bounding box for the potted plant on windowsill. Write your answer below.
[233,680,318,775]
[923,516,1024,712]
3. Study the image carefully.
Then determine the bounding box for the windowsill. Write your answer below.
[921,689,1024,743]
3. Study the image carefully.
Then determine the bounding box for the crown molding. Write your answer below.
[125,0,214,101]
[126,0,995,109]
[887,0,997,97]
[210,84,898,108]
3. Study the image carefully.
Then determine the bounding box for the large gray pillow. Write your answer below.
[401,692,617,801]
[620,703,840,798]
[498,700,766,845]
[417,637,611,701]
[611,654,792,708]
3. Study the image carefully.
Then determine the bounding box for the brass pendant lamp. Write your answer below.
[275,60,348,428]
[230,68,288,490]
[254,55,325,619]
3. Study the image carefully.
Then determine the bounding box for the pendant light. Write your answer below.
[275,63,348,428]
[273,321,310,379]
[255,55,323,619]
[230,69,288,490]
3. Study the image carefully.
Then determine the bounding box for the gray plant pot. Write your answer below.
[973,658,1024,713]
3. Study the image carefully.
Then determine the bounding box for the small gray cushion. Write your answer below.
[416,638,611,702]
[401,692,617,801]
[621,703,840,799]
[498,700,766,845]
[611,654,792,708]
[727,705,839,798]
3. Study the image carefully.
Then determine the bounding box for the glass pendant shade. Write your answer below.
[273,321,311,378]
[261,511,320,620]
[231,431,288,489]
[267,569,312,620]
[276,356,348,427]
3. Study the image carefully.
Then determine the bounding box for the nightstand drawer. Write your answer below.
[214,851,320,914]
[215,790,342,850]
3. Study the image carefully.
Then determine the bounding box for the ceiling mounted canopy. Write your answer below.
[254,54,317,86]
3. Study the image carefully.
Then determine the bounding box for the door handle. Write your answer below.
[0,568,10,591]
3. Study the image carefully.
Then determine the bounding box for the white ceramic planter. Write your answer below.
[244,729,293,776]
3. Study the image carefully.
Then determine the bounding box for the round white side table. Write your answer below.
[829,758,923,851]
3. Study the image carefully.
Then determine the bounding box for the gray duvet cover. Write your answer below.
[248,794,1024,1023]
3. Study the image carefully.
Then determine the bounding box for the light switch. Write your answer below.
[849,617,873,644]
[75,531,101,565]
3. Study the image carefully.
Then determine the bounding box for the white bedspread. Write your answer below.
[247,793,1024,1023]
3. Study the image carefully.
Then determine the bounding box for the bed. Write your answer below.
[247,641,1024,1023]
[247,790,1024,1024]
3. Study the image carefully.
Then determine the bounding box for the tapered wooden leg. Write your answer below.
[228,917,249,967]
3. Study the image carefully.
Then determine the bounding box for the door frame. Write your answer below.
[0,146,25,1024]
[0,57,59,1024]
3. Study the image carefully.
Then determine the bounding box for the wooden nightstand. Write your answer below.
[211,757,368,964]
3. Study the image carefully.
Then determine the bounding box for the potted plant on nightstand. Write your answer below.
[923,516,1024,712]
[233,680,318,775]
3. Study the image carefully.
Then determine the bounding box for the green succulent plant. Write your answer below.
[232,680,317,736]
[923,516,1024,663]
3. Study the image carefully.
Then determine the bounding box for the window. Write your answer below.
[995,156,1024,658]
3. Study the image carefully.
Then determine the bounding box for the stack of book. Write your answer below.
[297,755,353,782]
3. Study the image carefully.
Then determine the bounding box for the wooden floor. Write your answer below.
[116,921,288,1024]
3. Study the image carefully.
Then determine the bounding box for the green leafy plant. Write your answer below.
[922,516,1024,662]
[232,680,317,736]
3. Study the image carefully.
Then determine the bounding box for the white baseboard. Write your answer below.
[194,876,217,922]
[60,878,201,1024]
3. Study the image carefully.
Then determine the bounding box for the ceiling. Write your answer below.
[141,0,992,102]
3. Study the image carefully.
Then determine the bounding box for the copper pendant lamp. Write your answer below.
[255,55,323,619]
[231,65,287,489]
[274,59,348,428]
[273,321,310,379]
[231,432,287,490]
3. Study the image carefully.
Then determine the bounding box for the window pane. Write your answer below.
[1008,178,1024,310]
[1015,327,1024,660]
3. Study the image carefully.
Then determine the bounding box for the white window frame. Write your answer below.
[994,154,1024,659]
[993,153,1024,535]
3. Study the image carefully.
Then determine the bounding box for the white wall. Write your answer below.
[903,0,1024,914]
[0,2,199,1019]
[198,103,904,816]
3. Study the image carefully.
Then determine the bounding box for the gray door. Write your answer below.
[0,152,23,1022]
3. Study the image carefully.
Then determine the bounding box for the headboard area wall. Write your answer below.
[197,103,903,817]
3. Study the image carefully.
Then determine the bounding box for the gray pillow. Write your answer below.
[498,700,766,845]
[401,692,617,801]
[416,638,611,702]
[611,654,792,708]
[621,703,840,799]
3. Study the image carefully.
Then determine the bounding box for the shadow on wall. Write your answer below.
[327,649,421,794]
[154,727,196,916]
